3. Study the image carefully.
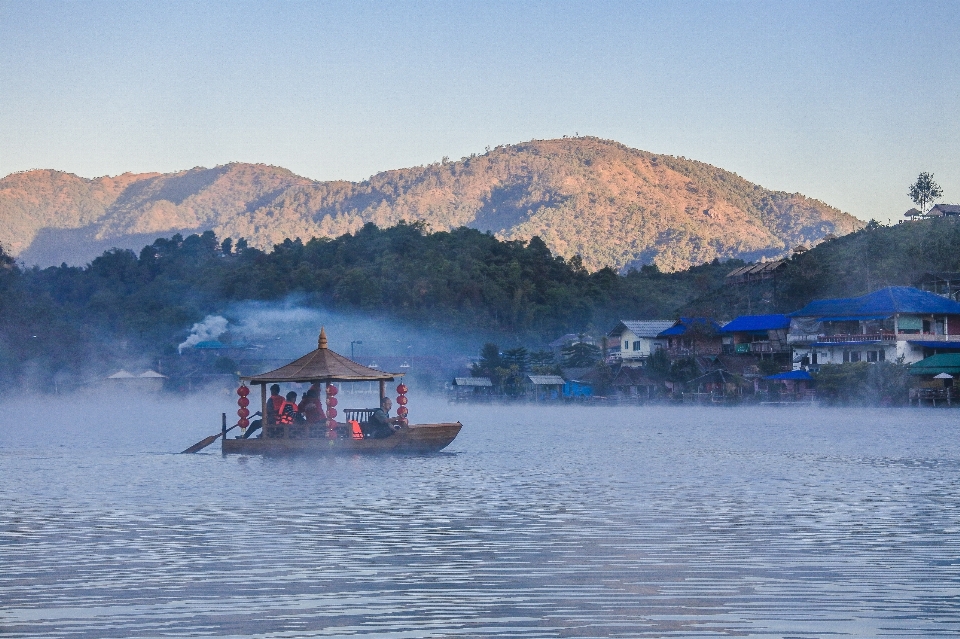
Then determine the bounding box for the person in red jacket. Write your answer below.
[298,387,326,423]
[266,384,285,425]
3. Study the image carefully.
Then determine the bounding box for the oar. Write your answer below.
[181,412,260,454]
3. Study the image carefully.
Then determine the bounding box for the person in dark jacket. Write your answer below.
[366,397,401,439]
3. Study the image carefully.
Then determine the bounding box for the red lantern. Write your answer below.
[397,383,407,394]
[397,406,408,417]
[238,396,250,408]
[326,384,338,396]
[237,385,250,397]
[326,407,338,419]
[398,418,408,427]
[326,396,338,408]
[237,407,250,419]
[238,417,250,428]
[327,418,338,429]
[396,395,408,406]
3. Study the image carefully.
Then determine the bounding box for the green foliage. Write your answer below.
[908,172,943,214]
[561,340,602,368]
[682,217,960,319]
[814,361,911,406]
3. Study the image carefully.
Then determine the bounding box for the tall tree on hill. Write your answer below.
[909,172,943,215]
[561,338,602,368]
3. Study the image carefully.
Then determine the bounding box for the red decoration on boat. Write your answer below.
[238,417,250,428]
[237,407,250,419]
[326,407,338,419]
[237,396,250,408]
[326,396,338,408]
[397,406,408,417]
[237,385,250,397]
[398,418,408,427]
[327,418,338,429]
[396,395,408,406]
[396,383,407,394]
[326,384,338,396]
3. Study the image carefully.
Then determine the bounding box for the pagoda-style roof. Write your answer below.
[245,328,402,384]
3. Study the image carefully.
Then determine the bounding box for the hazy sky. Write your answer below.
[1,0,958,223]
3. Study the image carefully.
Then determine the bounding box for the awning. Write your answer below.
[765,370,813,381]
[907,341,960,350]
[820,315,891,322]
[909,353,960,375]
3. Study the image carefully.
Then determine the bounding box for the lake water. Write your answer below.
[3,396,960,637]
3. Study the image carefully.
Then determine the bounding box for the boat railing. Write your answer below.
[344,408,376,424]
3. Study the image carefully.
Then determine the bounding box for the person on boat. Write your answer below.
[242,411,264,439]
[266,384,285,425]
[298,387,326,423]
[366,397,402,438]
[282,391,299,424]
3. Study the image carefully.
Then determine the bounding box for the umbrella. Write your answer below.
[934,373,954,379]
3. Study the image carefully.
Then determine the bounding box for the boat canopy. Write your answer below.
[245,328,402,384]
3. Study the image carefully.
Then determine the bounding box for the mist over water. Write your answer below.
[4,398,960,637]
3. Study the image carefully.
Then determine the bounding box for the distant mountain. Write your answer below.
[0,137,862,271]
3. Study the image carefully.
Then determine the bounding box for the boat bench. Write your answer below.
[343,408,376,424]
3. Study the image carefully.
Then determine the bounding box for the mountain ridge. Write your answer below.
[0,137,862,271]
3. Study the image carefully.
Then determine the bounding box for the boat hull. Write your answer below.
[221,422,462,455]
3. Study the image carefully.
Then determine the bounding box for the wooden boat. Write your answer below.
[220,327,461,455]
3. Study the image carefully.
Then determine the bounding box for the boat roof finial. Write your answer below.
[318,327,327,349]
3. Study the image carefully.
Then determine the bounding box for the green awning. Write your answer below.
[909,353,960,375]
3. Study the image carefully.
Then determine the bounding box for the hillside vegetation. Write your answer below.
[1,217,957,390]
[1,138,861,272]
[682,217,960,318]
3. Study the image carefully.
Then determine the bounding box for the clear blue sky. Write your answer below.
[1,0,958,223]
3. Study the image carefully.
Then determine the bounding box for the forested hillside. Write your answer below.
[681,217,960,318]
[0,223,733,388]
[2,138,861,272]
[3,217,951,391]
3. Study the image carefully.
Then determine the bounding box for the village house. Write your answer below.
[925,204,960,217]
[720,314,791,358]
[606,320,674,366]
[724,259,787,286]
[658,317,724,357]
[787,286,960,368]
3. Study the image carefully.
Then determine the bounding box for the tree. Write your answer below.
[908,172,943,215]
[471,343,502,381]
[561,339,602,368]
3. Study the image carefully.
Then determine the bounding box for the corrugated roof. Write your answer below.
[454,377,493,387]
[907,341,960,350]
[721,314,790,333]
[247,328,400,383]
[526,375,565,385]
[608,320,675,338]
[658,317,723,336]
[910,353,960,375]
[790,287,960,318]
[765,370,813,381]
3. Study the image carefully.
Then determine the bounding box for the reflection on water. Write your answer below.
[3,398,960,637]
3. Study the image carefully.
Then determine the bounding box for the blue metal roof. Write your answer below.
[790,287,960,318]
[819,315,890,322]
[907,341,960,350]
[765,370,813,381]
[658,317,724,337]
[721,314,790,333]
